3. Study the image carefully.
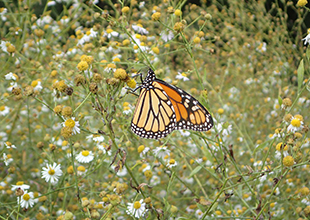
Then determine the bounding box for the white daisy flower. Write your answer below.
[17,190,35,209]
[4,142,16,149]
[76,150,94,163]
[110,164,128,176]
[33,81,43,92]
[179,130,190,137]
[216,123,232,137]
[287,116,304,133]
[301,198,310,205]
[103,29,119,39]
[41,162,63,184]
[153,146,170,160]
[166,158,177,168]
[121,87,128,96]
[7,82,18,92]
[47,1,56,6]
[139,146,150,157]
[0,8,7,21]
[97,143,112,156]
[256,42,267,52]
[62,117,80,135]
[302,30,310,45]
[2,153,13,166]
[11,183,30,191]
[77,28,98,46]
[176,72,189,81]
[195,209,204,219]
[275,151,289,160]
[126,199,146,218]
[150,175,160,185]
[142,164,151,172]
[132,24,149,35]
[86,134,105,143]
[123,102,133,115]
[0,41,9,53]
[160,30,174,42]
[117,166,128,176]
[139,1,145,8]
[5,72,17,80]
[123,107,132,115]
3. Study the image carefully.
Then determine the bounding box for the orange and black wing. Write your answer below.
[131,74,177,139]
[155,78,213,132]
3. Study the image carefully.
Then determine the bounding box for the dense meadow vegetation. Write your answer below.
[1,0,310,219]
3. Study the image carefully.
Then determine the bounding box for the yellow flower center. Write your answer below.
[48,169,55,175]
[16,181,24,185]
[77,61,89,71]
[169,159,176,165]
[275,128,281,134]
[291,118,301,127]
[23,193,30,201]
[181,73,187,77]
[294,114,304,121]
[152,47,159,54]
[65,119,75,128]
[276,142,288,151]
[0,106,5,111]
[113,57,120,62]
[77,166,86,172]
[107,63,116,68]
[138,145,145,153]
[126,78,137,89]
[31,80,38,87]
[144,170,152,178]
[106,28,113,34]
[82,150,89,156]
[175,9,182,16]
[133,201,141,209]
[218,108,224,114]
[297,0,308,7]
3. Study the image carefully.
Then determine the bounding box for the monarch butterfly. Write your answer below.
[131,68,213,139]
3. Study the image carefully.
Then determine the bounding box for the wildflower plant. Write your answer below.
[1,0,310,219]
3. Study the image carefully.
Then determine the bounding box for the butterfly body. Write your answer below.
[131,69,213,139]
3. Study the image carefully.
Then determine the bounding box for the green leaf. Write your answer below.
[306,47,310,62]
[189,166,202,178]
[278,95,282,106]
[297,59,304,94]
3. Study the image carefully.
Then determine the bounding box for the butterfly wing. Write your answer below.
[131,68,213,139]
[155,78,213,132]
[131,81,177,139]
